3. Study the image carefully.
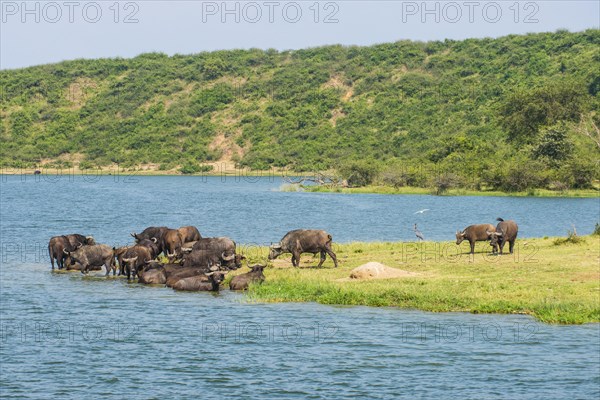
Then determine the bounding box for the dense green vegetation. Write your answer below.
[1,30,599,192]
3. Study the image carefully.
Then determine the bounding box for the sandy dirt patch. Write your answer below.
[338,262,419,281]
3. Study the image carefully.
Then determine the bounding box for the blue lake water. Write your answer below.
[0,175,599,398]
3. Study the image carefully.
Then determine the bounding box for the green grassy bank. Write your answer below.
[301,185,600,198]
[231,236,600,324]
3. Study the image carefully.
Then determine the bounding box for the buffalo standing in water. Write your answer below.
[456,224,497,254]
[162,229,184,262]
[269,229,338,268]
[121,245,154,280]
[48,234,95,269]
[131,226,169,255]
[64,244,116,275]
[488,218,519,255]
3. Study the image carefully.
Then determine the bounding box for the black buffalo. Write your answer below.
[456,224,497,254]
[269,229,338,268]
[162,229,184,262]
[488,218,519,255]
[188,237,242,269]
[178,226,201,243]
[48,236,76,270]
[165,267,217,287]
[48,234,94,269]
[64,244,115,275]
[181,249,225,271]
[121,245,154,279]
[170,271,227,292]
[131,226,169,254]
[229,264,266,290]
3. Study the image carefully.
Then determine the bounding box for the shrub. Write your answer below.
[180,163,213,174]
[338,160,379,187]
[553,227,584,245]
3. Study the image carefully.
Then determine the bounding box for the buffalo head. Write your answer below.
[455,230,466,245]
[268,243,283,260]
[486,231,501,253]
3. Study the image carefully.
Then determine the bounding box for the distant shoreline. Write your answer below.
[296,184,600,198]
[3,168,598,198]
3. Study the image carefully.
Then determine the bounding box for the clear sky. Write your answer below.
[1,0,599,69]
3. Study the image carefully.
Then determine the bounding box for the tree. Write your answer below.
[532,123,573,167]
[499,79,589,144]
[338,160,379,187]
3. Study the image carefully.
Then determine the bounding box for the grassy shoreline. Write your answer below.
[233,236,600,325]
[302,185,600,198]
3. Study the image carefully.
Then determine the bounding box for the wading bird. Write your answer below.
[414,224,424,241]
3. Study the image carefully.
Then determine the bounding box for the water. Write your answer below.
[0,175,598,246]
[1,175,599,398]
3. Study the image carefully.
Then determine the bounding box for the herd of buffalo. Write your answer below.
[47,227,340,292]
[47,218,517,292]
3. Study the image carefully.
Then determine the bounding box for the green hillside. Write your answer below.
[1,30,599,191]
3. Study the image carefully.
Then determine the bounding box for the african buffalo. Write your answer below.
[48,236,76,269]
[65,234,95,248]
[178,226,201,243]
[165,266,218,287]
[456,224,497,254]
[269,229,338,268]
[181,249,225,271]
[188,237,242,269]
[488,218,519,255]
[163,229,184,262]
[131,226,169,254]
[113,245,132,276]
[64,244,116,275]
[138,238,160,259]
[48,234,95,269]
[229,264,266,290]
[171,271,226,292]
[138,267,167,285]
[121,245,154,279]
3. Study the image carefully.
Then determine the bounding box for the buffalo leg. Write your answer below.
[292,251,301,267]
[325,246,338,268]
[509,240,515,254]
[49,247,54,270]
[470,241,475,254]
[317,251,326,268]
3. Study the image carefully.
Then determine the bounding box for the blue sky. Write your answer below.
[1,1,599,69]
